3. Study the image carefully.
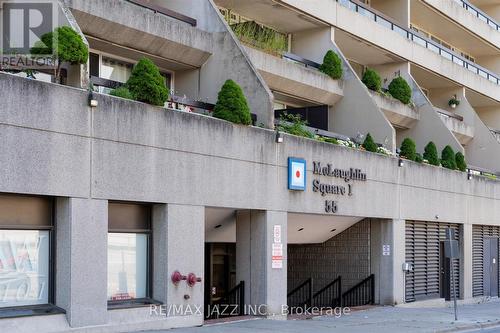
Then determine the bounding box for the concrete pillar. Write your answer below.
[152,204,204,322]
[461,223,473,299]
[55,197,108,327]
[236,210,287,319]
[370,219,405,305]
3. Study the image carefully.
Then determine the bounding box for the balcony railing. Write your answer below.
[436,108,464,121]
[454,0,500,32]
[126,0,197,26]
[336,0,500,86]
[491,128,500,143]
[282,52,321,69]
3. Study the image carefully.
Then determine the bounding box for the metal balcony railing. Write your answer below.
[454,0,500,32]
[336,0,500,86]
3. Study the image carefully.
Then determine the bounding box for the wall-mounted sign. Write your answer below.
[272,224,283,269]
[312,161,367,214]
[383,244,391,256]
[288,157,306,191]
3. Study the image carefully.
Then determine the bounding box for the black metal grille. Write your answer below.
[341,274,375,307]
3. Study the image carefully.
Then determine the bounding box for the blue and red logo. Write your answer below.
[288,157,306,191]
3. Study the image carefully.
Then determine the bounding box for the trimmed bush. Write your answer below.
[110,86,134,100]
[276,113,313,138]
[455,152,467,172]
[362,68,382,92]
[362,133,378,152]
[319,50,343,80]
[31,26,88,83]
[388,76,412,104]
[400,138,417,161]
[415,153,423,163]
[213,79,252,125]
[423,142,439,166]
[126,58,169,106]
[441,145,457,170]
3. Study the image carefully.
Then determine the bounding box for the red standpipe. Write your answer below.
[171,271,187,285]
[187,273,202,287]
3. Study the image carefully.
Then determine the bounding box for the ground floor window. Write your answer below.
[0,194,54,310]
[107,202,152,305]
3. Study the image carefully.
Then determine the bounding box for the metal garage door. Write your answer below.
[472,225,500,297]
[405,221,461,303]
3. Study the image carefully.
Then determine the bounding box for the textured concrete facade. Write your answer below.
[1,72,500,331]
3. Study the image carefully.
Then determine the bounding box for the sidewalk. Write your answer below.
[144,300,500,333]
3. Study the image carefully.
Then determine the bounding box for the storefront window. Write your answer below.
[0,230,50,307]
[107,233,148,301]
[107,202,151,304]
[0,195,53,310]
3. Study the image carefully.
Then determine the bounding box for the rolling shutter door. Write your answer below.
[472,225,500,297]
[405,221,461,303]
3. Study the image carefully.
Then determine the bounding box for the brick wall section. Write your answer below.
[287,219,371,294]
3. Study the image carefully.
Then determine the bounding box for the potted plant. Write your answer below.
[448,95,460,109]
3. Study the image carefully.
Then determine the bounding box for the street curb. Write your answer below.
[436,320,500,332]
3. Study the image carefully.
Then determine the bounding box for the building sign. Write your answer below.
[312,161,367,214]
[288,157,306,191]
[287,158,367,214]
[272,225,283,269]
[383,244,391,256]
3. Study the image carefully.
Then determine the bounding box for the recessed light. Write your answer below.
[298,228,304,231]
[214,224,222,229]
[330,228,336,232]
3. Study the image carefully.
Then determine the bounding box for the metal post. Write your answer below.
[239,281,245,316]
[308,278,314,308]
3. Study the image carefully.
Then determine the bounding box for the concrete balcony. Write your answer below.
[436,108,474,145]
[66,0,213,68]
[369,91,419,129]
[244,46,343,105]
[421,0,500,48]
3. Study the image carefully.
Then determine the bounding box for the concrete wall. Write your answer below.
[288,219,371,294]
[476,105,500,130]
[398,72,464,154]
[1,72,499,223]
[371,0,410,28]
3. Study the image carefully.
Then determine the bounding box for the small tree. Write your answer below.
[319,50,343,80]
[110,86,134,100]
[126,58,169,106]
[400,138,417,161]
[415,153,423,163]
[441,145,457,170]
[455,152,467,172]
[388,76,412,104]
[423,142,439,166]
[362,133,378,152]
[362,68,382,92]
[213,79,252,125]
[31,26,88,83]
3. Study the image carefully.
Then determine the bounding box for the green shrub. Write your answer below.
[110,86,134,100]
[276,113,313,138]
[231,21,288,54]
[423,142,440,166]
[455,152,467,172]
[441,145,457,170]
[415,153,423,163]
[362,68,382,92]
[317,136,338,145]
[388,76,412,104]
[362,133,378,152]
[31,26,88,83]
[126,58,169,106]
[213,79,252,125]
[400,138,417,161]
[319,50,343,80]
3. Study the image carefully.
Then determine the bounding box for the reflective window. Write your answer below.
[0,230,49,307]
[107,233,148,301]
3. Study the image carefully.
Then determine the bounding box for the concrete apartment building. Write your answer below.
[0,0,499,332]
